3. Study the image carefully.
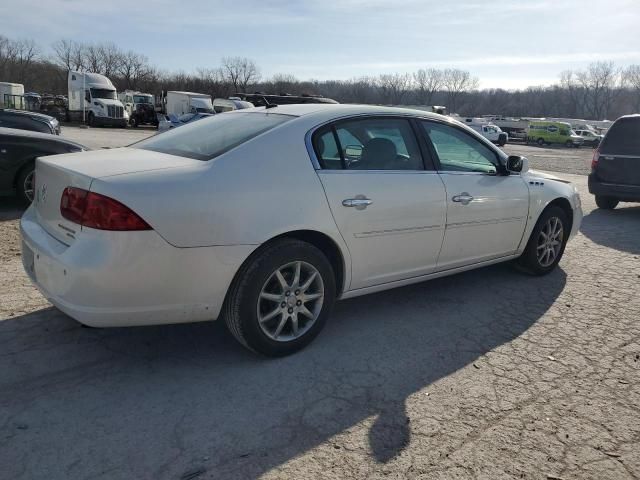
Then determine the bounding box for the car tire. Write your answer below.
[16,162,36,204]
[595,195,619,210]
[517,206,569,276]
[537,138,545,146]
[223,238,336,356]
[565,140,573,148]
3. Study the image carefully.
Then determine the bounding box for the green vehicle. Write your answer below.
[528,121,584,148]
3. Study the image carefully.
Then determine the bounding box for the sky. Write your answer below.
[1,0,639,90]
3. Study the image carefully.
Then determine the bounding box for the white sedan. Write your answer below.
[21,104,582,356]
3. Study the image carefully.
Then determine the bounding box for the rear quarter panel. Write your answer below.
[90,121,348,253]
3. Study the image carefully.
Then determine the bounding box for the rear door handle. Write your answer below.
[452,192,474,205]
[342,197,373,210]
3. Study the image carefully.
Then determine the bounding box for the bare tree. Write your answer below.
[623,65,640,112]
[413,68,443,105]
[119,50,152,90]
[52,39,85,71]
[221,57,260,93]
[442,69,479,113]
[266,73,298,94]
[377,73,411,104]
[99,43,123,77]
[577,61,621,119]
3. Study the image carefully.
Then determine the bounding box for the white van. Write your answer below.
[166,91,214,116]
[68,71,127,127]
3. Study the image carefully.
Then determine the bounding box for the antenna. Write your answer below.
[262,95,278,109]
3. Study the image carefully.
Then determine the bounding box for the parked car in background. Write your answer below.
[528,121,583,147]
[234,92,338,107]
[575,129,603,147]
[213,97,254,113]
[20,104,582,356]
[589,114,640,209]
[0,127,86,203]
[156,112,214,132]
[0,108,60,135]
[40,96,68,122]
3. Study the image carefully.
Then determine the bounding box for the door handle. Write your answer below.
[452,192,474,205]
[342,197,373,210]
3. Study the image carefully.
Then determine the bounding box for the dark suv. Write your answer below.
[0,108,61,135]
[589,115,640,209]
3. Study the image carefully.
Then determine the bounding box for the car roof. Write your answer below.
[0,127,87,149]
[0,108,56,122]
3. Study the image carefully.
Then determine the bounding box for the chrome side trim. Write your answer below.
[446,216,525,229]
[354,224,442,238]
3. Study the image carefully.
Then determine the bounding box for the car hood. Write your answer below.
[526,169,572,184]
[94,99,124,107]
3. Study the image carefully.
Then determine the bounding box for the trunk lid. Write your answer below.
[596,117,640,185]
[33,148,202,244]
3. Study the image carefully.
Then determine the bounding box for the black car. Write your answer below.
[0,127,86,203]
[0,108,61,135]
[589,115,640,209]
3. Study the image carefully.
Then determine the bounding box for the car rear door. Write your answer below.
[595,117,640,185]
[419,120,529,270]
[314,116,447,290]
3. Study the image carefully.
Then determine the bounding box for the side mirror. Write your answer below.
[506,155,528,174]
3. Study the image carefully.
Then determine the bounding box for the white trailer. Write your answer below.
[68,71,127,127]
[0,82,25,109]
[166,91,215,116]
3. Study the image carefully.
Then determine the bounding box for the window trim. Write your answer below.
[419,119,504,175]
[309,115,432,172]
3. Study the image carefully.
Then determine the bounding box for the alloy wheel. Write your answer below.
[536,216,563,267]
[257,261,324,342]
[23,170,35,203]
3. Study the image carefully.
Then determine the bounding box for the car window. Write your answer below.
[421,121,498,174]
[315,117,423,171]
[134,112,293,161]
[313,128,343,170]
[600,117,640,155]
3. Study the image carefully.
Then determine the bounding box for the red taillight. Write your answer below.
[591,149,600,170]
[60,187,151,231]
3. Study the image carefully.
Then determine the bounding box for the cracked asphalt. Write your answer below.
[0,131,638,479]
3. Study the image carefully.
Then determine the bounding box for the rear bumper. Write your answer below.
[588,175,640,202]
[20,205,255,327]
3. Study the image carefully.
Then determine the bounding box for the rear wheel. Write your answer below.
[517,206,569,275]
[595,195,619,210]
[537,138,545,146]
[16,163,35,204]
[565,140,573,148]
[223,239,336,356]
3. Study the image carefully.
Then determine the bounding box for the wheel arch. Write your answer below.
[266,230,347,295]
[546,197,574,233]
[13,158,36,188]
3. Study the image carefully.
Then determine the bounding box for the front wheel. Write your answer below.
[537,138,545,146]
[517,206,569,275]
[595,195,618,210]
[223,239,336,356]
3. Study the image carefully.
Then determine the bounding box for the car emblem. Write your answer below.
[39,184,47,204]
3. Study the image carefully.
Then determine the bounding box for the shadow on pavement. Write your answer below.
[0,263,566,479]
[0,197,26,221]
[580,204,640,255]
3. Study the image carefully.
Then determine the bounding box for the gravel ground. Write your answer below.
[0,130,638,480]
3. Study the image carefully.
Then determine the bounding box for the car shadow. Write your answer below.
[580,204,640,255]
[0,197,26,221]
[0,263,566,479]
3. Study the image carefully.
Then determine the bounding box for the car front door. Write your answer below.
[419,120,529,270]
[314,116,447,290]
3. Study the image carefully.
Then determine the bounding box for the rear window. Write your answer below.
[601,117,640,155]
[134,112,293,160]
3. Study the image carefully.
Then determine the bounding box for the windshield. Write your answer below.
[134,112,294,160]
[133,95,153,104]
[91,88,116,100]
